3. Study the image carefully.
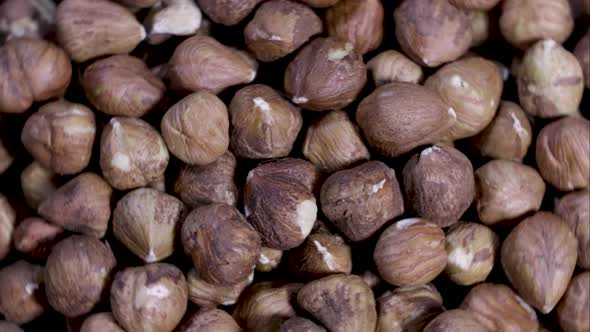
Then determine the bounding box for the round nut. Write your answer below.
[246,158,320,192]
[0,194,16,262]
[367,50,424,86]
[12,217,63,259]
[450,0,500,10]
[143,0,202,44]
[187,268,252,308]
[288,233,352,278]
[196,0,263,25]
[20,161,60,210]
[557,272,589,332]
[178,309,241,332]
[424,309,488,332]
[555,189,590,269]
[280,317,326,332]
[80,313,124,332]
[256,246,283,272]
[326,0,384,54]
[573,32,590,89]
[0,260,45,324]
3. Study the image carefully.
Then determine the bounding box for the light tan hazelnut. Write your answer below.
[0,138,13,174]
[256,247,283,272]
[574,32,590,89]
[80,312,124,332]
[326,0,384,54]
[367,50,424,86]
[0,260,45,324]
[143,0,202,44]
[467,10,489,47]
[20,161,60,210]
[0,194,15,262]
[196,0,263,25]
[179,309,241,332]
[557,272,589,332]
[187,268,252,308]
[450,0,500,10]
[280,317,326,332]
[288,233,352,279]
[555,189,590,269]
[12,217,63,259]
[0,321,23,332]
[0,0,55,42]
[424,309,488,332]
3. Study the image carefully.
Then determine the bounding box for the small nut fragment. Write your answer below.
[0,138,13,174]
[187,268,252,308]
[178,309,241,332]
[0,321,23,332]
[0,260,45,324]
[144,0,202,44]
[280,317,326,332]
[196,0,263,26]
[256,247,283,272]
[20,161,60,209]
[367,50,424,86]
[424,309,488,332]
[0,194,16,262]
[555,189,590,269]
[557,272,589,332]
[449,0,500,10]
[326,0,384,54]
[574,32,590,89]
[13,217,63,259]
[80,313,124,332]
[467,10,489,47]
[288,233,352,278]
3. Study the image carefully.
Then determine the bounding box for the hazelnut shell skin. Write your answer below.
[449,0,500,10]
[326,0,384,55]
[0,260,45,324]
[186,268,252,308]
[178,309,241,332]
[424,309,488,332]
[367,50,424,86]
[0,194,16,262]
[256,246,283,272]
[299,0,340,8]
[196,0,263,26]
[20,161,60,210]
[246,158,320,192]
[468,10,490,47]
[573,33,590,89]
[0,138,13,174]
[80,313,124,332]
[12,217,64,259]
[0,321,24,332]
[557,272,589,332]
[288,233,352,278]
[555,189,590,269]
[280,317,326,332]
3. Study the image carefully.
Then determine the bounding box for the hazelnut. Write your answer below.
[394,0,472,67]
[555,189,590,269]
[361,270,382,290]
[501,212,578,313]
[374,219,447,287]
[230,84,303,159]
[424,309,488,332]
[0,260,45,324]
[0,0,56,42]
[45,235,116,317]
[168,36,257,94]
[302,110,370,172]
[181,203,261,285]
[20,161,60,210]
[298,0,339,8]
[461,283,539,332]
[0,321,23,332]
[143,0,202,44]
[83,55,165,117]
[251,158,320,192]
[80,313,124,332]
[114,0,159,8]
[187,268,252,307]
[517,39,584,118]
[100,117,169,190]
[402,146,475,227]
[475,160,545,226]
[557,272,589,332]
[0,38,71,114]
[196,0,263,26]
[178,309,241,332]
[0,138,13,174]
[21,100,96,175]
[12,217,64,259]
[536,117,590,191]
[111,263,188,332]
[0,194,15,262]
[320,161,404,241]
[244,0,322,62]
[284,37,367,111]
[449,0,500,10]
[467,10,489,47]
[326,0,384,54]
[367,50,424,86]
[56,0,146,62]
[256,247,283,272]
[288,233,352,278]
[574,32,589,89]
[500,0,573,50]
[280,317,326,332]
[356,83,454,157]
[38,172,112,238]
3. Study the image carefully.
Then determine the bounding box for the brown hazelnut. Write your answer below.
[555,189,590,269]
[361,270,382,290]
[501,212,578,313]
[111,263,188,332]
[0,194,15,262]
[320,161,404,241]
[230,84,302,159]
[100,117,169,190]
[288,233,352,278]
[38,172,112,238]
[449,0,500,10]
[0,0,55,42]
[56,0,145,62]
[244,0,322,62]
[467,10,489,47]
[326,0,384,54]
[403,146,475,227]
[0,260,45,324]
[161,91,229,165]
[187,268,252,307]
[114,0,159,8]
[367,50,424,86]
[0,321,23,332]
[196,0,263,26]
[179,309,241,332]
[45,235,116,317]
[181,203,261,285]
[12,217,63,259]
[298,0,339,8]
[257,247,283,272]
[80,312,124,332]
[424,309,488,332]
[143,0,202,44]
[517,39,584,118]
[536,117,590,191]
[284,37,367,111]
[557,272,589,332]
[0,38,71,114]
[280,317,326,332]
[247,158,320,192]
[574,32,590,89]
[20,161,60,210]
[0,138,13,174]
[356,83,454,157]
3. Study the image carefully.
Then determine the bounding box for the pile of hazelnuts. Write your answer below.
[0,0,588,331]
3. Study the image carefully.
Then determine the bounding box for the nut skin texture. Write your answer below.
[0,260,45,324]
[186,268,252,308]
[45,235,116,317]
[468,10,489,47]
[367,50,424,86]
[244,0,322,62]
[517,39,584,118]
[21,100,96,175]
[0,195,16,262]
[161,91,229,165]
[144,0,203,45]
[284,37,367,111]
[394,0,472,68]
[0,138,12,174]
[299,0,339,7]
[115,0,159,7]
[356,82,454,158]
[555,190,590,269]
[80,313,124,332]
[0,321,23,332]
[320,161,404,241]
[110,263,188,332]
[403,146,475,228]
[20,161,60,210]
[56,0,145,62]
[83,55,165,117]
[374,219,447,287]
[12,217,63,259]
[326,0,384,55]
[256,246,283,272]
[297,274,377,332]
[100,117,169,191]
[247,158,320,193]
[181,203,261,285]
[178,309,241,332]
[197,0,263,26]
[501,212,578,314]
[449,0,500,10]
[574,33,590,89]
[280,317,326,332]
[424,309,488,332]
[288,233,352,278]
[230,84,303,159]
[0,39,71,114]
[0,0,56,42]
[461,283,539,332]
[557,272,589,332]
[38,172,112,238]
[536,117,590,191]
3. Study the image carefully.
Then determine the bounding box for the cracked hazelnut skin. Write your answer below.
[179,309,241,332]
[256,246,283,272]
[13,217,63,259]
[555,190,590,269]
[449,0,500,10]
[574,32,590,89]
[45,235,116,318]
[284,37,367,111]
[424,309,488,332]
[280,317,326,332]
[0,260,45,324]
[80,312,124,332]
[197,0,263,26]
[230,84,302,159]
[557,272,589,332]
[501,212,578,314]
[110,263,188,332]
[0,194,16,262]
[326,0,384,55]
[245,0,322,62]
[367,50,424,86]
[0,321,23,332]
[187,268,252,308]
[20,161,60,210]
[288,233,352,279]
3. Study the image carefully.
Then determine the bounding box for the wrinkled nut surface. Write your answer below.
[186,268,252,307]
[0,138,12,174]
[20,161,60,210]
[367,50,424,86]
[80,312,124,332]
[468,10,489,47]
[288,233,352,278]
[424,309,488,332]
[0,260,45,324]
[178,309,241,332]
[247,158,320,192]
[555,189,590,269]
[256,246,283,272]
[280,317,326,332]
[0,194,15,261]
[450,0,500,10]
[12,217,63,259]
[144,0,202,45]
[557,272,589,332]
[574,33,590,89]
[197,0,263,26]
[326,0,384,54]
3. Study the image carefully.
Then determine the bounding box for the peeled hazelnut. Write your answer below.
[284,37,367,111]
[0,321,23,332]
[367,50,424,86]
[320,161,404,241]
[356,83,454,157]
[21,100,96,175]
[475,160,545,226]
[244,0,322,62]
[403,146,475,227]
[256,247,283,272]
[161,91,229,165]
[83,55,165,117]
[100,117,169,191]
[182,203,261,285]
[449,0,500,10]
[0,260,45,324]
[0,138,13,174]
[179,309,241,332]
[424,309,488,332]
[230,84,302,159]
[0,194,15,262]
[111,263,188,332]
[196,0,263,26]
[517,39,584,118]
[13,217,63,259]
[0,38,71,114]
[326,0,384,54]
[168,36,257,94]
[56,0,145,62]
[187,268,252,307]
[38,172,112,238]
[0,0,55,42]
[394,0,472,67]
[501,212,578,313]
[80,312,124,332]
[20,161,60,210]
[536,117,590,191]
[555,189,590,269]
[144,0,202,44]
[45,235,116,317]
[288,233,352,278]
[461,283,539,332]
[557,272,589,332]
[298,274,376,332]
[298,0,339,7]
[247,158,320,192]
[574,33,589,89]
[468,10,489,47]
[280,317,326,332]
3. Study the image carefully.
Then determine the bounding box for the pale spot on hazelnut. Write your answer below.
[295,199,317,238]
[145,249,157,263]
[394,218,421,230]
[222,299,237,306]
[500,66,510,81]
[139,25,147,41]
[327,42,353,61]
[510,112,527,138]
[63,124,96,136]
[421,146,441,156]
[448,247,474,270]
[450,75,467,88]
[25,283,39,295]
[269,35,282,41]
[527,84,538,94]
[244,205,251,218]
[248,70,257,83]
[313,240,335,270]
[448,107,457,121]
[253,97,274,124]
[292,96,309,104]
[111,153,131,172]
[247,271,255,283]
[258,253,270,264]
[369,179,386,194]
[146,284,171,299]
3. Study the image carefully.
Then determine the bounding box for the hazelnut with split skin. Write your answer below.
[144,0,202,45]
[449,0,500,10]
[0,138,13,174]
[280,317,326,332]
[256,247,283,272]
[80,312,124,332]
[20,161,60,210]
[178,309,241,332]
[13,217,64,259]
[367,50,424,86]
[326,0,384,55]
[424,309,488,332]
[0,194,15,262]
[197,0,263,26]
[0,0,56,42]
[187,268,252,308]
[574,32,589,89]
[557,272,589,332]
[0,321,23,332]
[0,260,45,324]
[555,189,590,269]
[288,233,352,278]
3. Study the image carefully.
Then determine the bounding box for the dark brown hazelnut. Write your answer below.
[574,32,590,89]
[424,309,488,332]
[367,50,424,86]
[247,157,320,192]
[467,10,489,47]
[20,161,60,210]
[557,272,589,332]
[256,247,283,272]
[298,0,339,7]
[0,194,15,262]
[179,309,241,332]
[196,0,263,26]
[326,0,384,54]
[0,260,45,324]
[12,217,63,259]
[555,189,590,269]
[0,137,12,174]
[80,312,124,332]
[0,321,23,332]
[187,268,252,307]
[449,0,500,10]
[0,0,55,42]
[288,233,352,278]
[143,0,203,45]
[280,317,326,332]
